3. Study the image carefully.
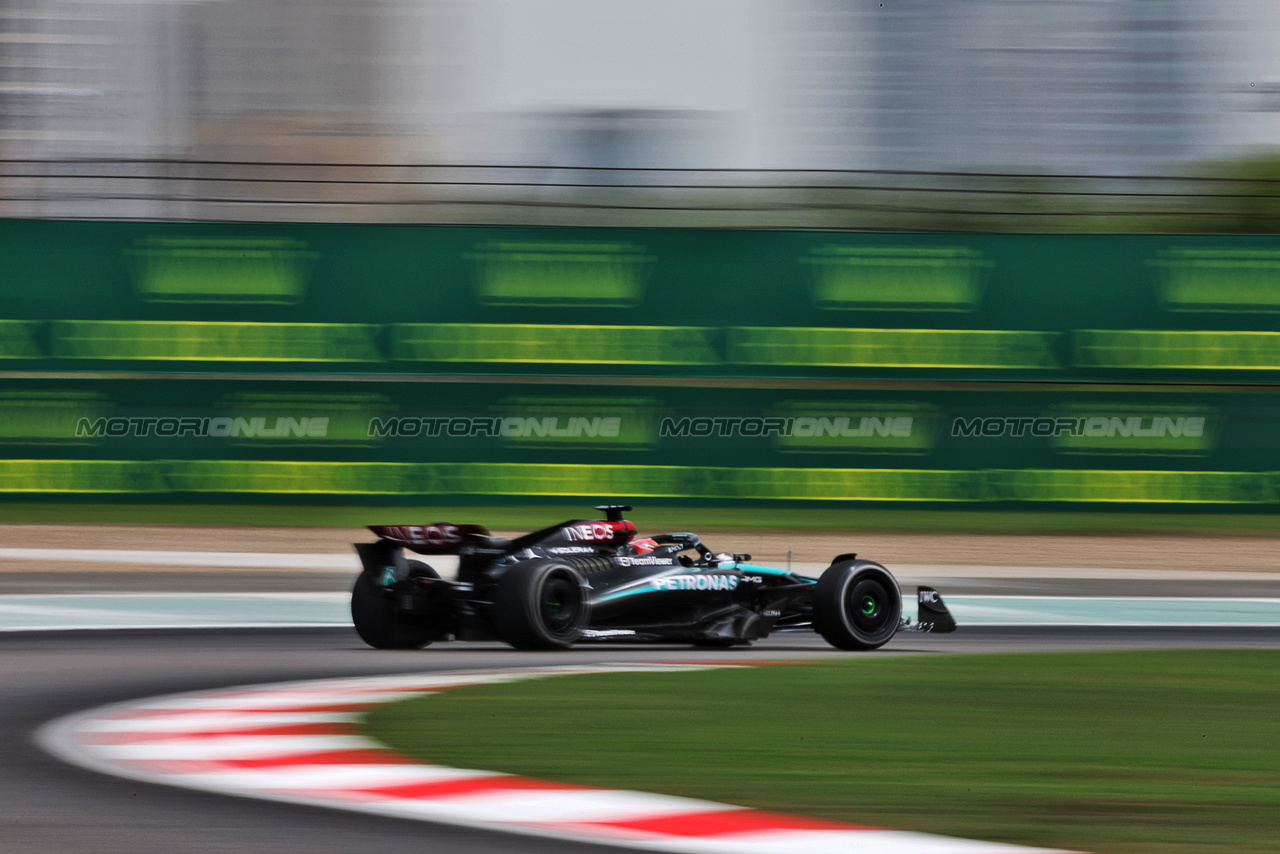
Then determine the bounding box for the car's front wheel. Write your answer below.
[812,559,902,651]
[493,560,589,650]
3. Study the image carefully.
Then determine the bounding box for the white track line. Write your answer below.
[4,548,1278,582]
[7,592,1280,632]
[38,664,1081,854]
[0,548,359,570]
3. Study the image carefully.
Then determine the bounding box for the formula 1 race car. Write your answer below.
[350,505,956,651]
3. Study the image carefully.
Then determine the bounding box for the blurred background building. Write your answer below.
[1,0,1279,223]
[783,0,1224,174]
[0,0,465,161]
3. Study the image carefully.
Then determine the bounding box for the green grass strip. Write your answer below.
[365,651,1280,854]
[4,502,1280,536]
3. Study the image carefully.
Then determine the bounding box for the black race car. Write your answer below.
[351,505,955,651]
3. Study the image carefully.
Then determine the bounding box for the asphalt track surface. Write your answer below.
[5,624,1280,854]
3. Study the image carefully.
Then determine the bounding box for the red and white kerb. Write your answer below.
[39,664,1081,854]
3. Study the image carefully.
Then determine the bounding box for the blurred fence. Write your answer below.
[3,158,1280,232]
[3,217,1280,506]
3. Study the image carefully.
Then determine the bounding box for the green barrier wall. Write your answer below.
[4,220,1280,505]
[0,377,1277,505]
[2,220,1279,381]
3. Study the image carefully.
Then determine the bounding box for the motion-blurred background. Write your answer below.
[2,0,1280,514]
[4,13,1279,852]
[3,0,1280,230]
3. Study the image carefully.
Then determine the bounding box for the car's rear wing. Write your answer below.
[367,523,496,555]
[368,509,637,556]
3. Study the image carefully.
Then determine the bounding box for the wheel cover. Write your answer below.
[848,577,893,636]
[539,573,582,635]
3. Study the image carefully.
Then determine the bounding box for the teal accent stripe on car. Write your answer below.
[596,585,660,602]
[733,563,813,579]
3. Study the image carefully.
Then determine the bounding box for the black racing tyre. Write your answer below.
[493,560,589,650]
[350,570,433,650]
[812,560,902,651]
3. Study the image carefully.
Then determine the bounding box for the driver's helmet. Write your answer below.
[630,537,658,555]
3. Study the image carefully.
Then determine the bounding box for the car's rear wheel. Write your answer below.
[349,562,437,650]
[812,559,901,651]
[493,560,589,650]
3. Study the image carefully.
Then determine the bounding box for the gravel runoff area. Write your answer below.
[0,524,1278,573]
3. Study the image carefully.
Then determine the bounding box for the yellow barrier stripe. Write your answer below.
[1075,330,1280,371]
[390,324,719,365]
[727,327,1060,369]
[0,321,41,360]
[51,321,383,362]
[0,460,1272,504]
